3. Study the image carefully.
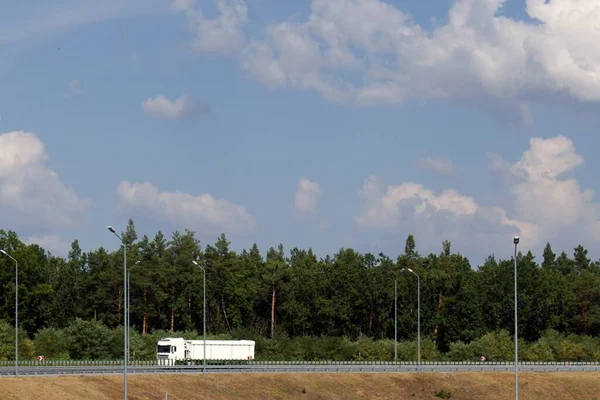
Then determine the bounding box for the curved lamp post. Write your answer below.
[0,249,18,376]
[107,226,128,399]
[401,267,420,372]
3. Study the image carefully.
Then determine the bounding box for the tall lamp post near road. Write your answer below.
[107,225,128,399]
[0,249,18,376]
[192,260,206,375]
[513,236,520,400]
[401,268,420,372]
[394,277,397,364]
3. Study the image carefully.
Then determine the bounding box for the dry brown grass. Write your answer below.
[0,372,599,400]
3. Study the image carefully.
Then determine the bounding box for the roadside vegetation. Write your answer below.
[1,319,600,362]
[1,220,599,362]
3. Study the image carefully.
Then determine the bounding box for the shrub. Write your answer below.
[33,327,69,359]
[445,341,478,362]
[397,338,440,361]
[434,388,452,398]
[471,330,514,361]
[65,318,114,360]
[356,335,393,361]
[0,320,34,360]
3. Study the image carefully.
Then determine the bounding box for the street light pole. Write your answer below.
[192,261,206,375]
[401,268,421,372]
[513,236,520,400]
[108,226,128,399]
[0,250,18,376]
[416,272,420,373]
[128,270,130,363]
[394,277,397,364]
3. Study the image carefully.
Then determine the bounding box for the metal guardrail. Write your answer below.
[0,360,599,367]
[1,363,600,377]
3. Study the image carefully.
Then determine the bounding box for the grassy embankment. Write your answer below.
[1,372,599,399]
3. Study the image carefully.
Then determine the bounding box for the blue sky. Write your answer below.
[2,0,600,266]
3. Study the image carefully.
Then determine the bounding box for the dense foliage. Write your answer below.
[0,221,599,360]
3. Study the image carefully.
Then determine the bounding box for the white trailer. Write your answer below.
[156,337,255,365]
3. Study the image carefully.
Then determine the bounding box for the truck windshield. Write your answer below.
[156,345,171,353]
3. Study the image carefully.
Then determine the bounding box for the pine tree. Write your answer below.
[542,242,556,269]
[405,234,416,258]
[573,245,591,270]
[122,218,138,246]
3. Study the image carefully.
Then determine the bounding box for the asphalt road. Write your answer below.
[1,363,600,376]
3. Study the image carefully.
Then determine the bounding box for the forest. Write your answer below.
[0,219,599,362]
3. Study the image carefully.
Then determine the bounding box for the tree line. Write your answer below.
[0,220,599,360]
[4,320,600,362]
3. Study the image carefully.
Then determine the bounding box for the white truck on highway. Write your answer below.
[156,337,255,365]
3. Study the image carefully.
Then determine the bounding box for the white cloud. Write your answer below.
[356,135,600,258]
[495,136,600,241]
[174,0,248,53]
[354,173,541,256]
[117,181,256,236]
[0,131,92,228]
[25,235,71,257]
[418,156,455,177]
[356,175,480,229]
[241,0,600,120]
[295,178,321,215]
[142,95,210,119]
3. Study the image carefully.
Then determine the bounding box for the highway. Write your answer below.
[1,362,600,376]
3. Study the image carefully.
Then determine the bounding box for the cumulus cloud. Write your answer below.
[493,135,600,241]
[356,175,480,228]
[0,131,92,228]
[295,178,321,215]
[418,156,455,177]
[142,95,210,119]
[174,0,247,53]
[354,173,541,255]
[25,235,71,257]
[241,0,600,120]
[117,181,256,235]
[356,135,600,258]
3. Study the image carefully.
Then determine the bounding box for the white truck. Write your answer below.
[156,337,255,365]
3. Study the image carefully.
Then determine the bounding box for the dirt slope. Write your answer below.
[0,372,599,400]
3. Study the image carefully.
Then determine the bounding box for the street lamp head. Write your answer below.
[107,226,116,234]
[408,268,414,273]
[134,261,141,265]
[0,249,6,256]
[513,236,520,245]
[193,260,205,270]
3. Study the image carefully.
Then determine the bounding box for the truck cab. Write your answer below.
[156,337,185,365]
